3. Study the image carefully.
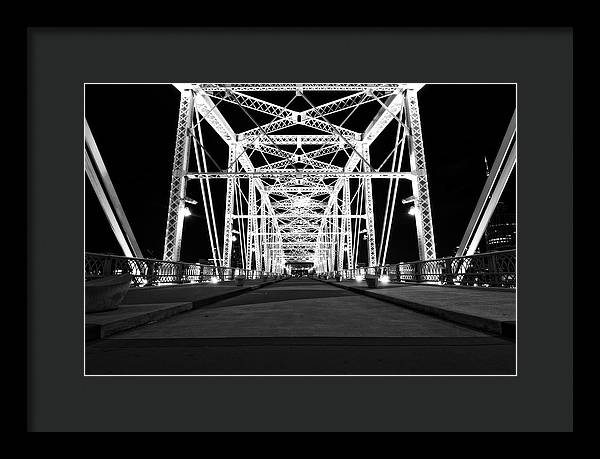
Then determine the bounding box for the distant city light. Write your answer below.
[355,274,364,282]
[183,207,192,217]
[408,206,416,216]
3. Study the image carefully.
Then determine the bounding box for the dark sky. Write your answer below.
[84,84,516,264]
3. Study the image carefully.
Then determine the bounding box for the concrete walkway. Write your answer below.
[323,279,516,338]
[86,278,515,375]
[85,278,282,340]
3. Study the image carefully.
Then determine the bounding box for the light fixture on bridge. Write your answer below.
[355,274,364,282]
[210,276,219,284]
[183,207,192,217]
[380,274,390,284]
[231,235,238,242]
[408,206,417,216]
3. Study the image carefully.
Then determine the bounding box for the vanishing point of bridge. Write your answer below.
[84,83,516,375]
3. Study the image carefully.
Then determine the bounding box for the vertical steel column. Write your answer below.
[362,144,378,267]
[330,214,336,272]
[259,199,266,271]
[343,178,354,270]
[163,89,195,261]
[222,143,238,268]
[265,217,271,273]
[246,179,257,270]
[405,89,437,261]
[335,196,342,271]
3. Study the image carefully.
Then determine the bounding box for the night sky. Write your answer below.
[84,84,516,264]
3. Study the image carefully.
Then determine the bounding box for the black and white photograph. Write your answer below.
[84,82,517,376]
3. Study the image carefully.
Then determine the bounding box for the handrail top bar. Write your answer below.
[381,249,516,268]
[86,250,514,277]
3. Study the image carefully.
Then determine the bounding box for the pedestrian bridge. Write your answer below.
[84,83,516,375]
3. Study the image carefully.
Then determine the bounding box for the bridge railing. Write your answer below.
[321,249,516,288]
[85,252,281,287]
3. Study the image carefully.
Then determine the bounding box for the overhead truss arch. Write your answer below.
[163,83,436,272]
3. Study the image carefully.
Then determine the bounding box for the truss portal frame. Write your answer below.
[163,83,436,272]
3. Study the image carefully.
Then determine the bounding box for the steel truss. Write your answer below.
[163,83,436,272]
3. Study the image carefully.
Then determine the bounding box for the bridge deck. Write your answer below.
[323,279,515,337]
[86,278,515,375]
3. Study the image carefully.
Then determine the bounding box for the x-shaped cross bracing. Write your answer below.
[164,83,435,273]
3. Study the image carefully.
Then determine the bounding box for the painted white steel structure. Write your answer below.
[163,83,437,272]
[85,118,143,259]
[456,110,516,258]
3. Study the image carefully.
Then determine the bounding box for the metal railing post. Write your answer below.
[103,257,113,277]
[176,263,184,284]
[146,260,155,286]
[489,252,498,287]
[444,258,453,285]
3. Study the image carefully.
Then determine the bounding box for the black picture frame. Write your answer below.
[27,27,573,432]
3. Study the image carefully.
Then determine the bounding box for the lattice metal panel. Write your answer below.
[194,83,412,92]
[362,145,378,267]
[405,89,437,261]
[163,90,194,261]
[246,180,257,270]
[221,144,238,267]
[238,134,357,146]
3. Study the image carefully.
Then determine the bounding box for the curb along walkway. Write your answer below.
[85,277,286,341]
[318,279,516,339]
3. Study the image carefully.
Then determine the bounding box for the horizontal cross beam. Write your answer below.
[187,172,413,179]
[232,214,365,219]
[175,83,424,92]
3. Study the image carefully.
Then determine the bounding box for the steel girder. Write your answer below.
[238,134,359,145]
[405,89,437,261]
[182,83,423,92]
[246,179,258,270]
[163,90,195,261]
[362,145,378,267]
[187,172,412,179]
[221,144,237,269]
